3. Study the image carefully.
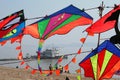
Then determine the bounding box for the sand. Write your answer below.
[0,66,118,80]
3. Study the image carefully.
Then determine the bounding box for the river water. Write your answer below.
[0,55,85,73]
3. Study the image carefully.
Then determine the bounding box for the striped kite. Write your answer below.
[79,40,120,80]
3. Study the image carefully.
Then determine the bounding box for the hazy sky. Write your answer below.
[0,0,120,58]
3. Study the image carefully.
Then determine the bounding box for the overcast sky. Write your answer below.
[0,0,120,58]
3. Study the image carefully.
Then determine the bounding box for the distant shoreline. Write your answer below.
[0,56,68,61]
[0,58,18,61]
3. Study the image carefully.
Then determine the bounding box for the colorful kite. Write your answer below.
[22,4,93,73]
[86,4,120,34]
[0,10,25,43]
[23,4,93,40]
[79,40,120,80]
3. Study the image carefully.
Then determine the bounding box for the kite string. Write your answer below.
[63,34,89,71]
[25,15,48,20]
[83,4,113,11]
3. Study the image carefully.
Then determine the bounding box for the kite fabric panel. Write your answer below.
[0,10,25,42]
[86,4,120,34]
[23,4,93,40]
[79,40,120,80]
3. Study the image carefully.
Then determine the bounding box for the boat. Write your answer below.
[31,48,68,59]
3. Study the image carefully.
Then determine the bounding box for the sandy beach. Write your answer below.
[0,66,83,80]
[0,66,119,80]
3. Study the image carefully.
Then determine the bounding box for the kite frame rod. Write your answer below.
[83,6,113,11]
[25,15,47,20]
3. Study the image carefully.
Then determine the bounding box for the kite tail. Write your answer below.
[37,39,44,73]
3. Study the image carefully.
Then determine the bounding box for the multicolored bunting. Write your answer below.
[20,61,25,65]
[16,45,21,50]
[64,64,69,71]
[80,37,86,43]
[62,34,88,73]
[31,69,37,74]
[55,69,60,76]
[75,69,81,74]
[57,56,63,64]
[11,35,23,44]
[71,57,76,63]
[25,65,30,70]
[18,51,23,60]
[77,48,82,54]
[0,40,7,46]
